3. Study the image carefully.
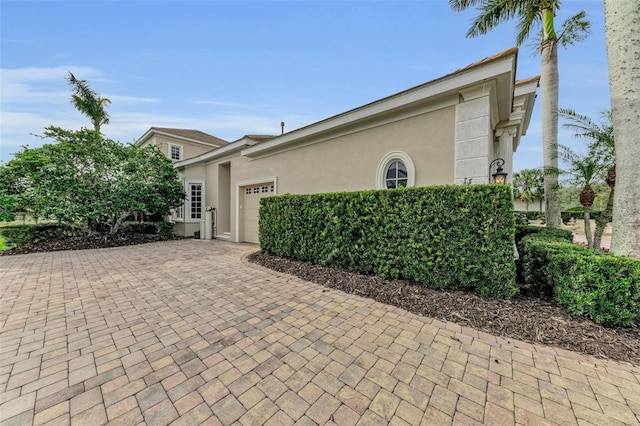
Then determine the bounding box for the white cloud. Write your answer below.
[106,95,160,104]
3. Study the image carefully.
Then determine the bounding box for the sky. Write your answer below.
[1,0,610,172]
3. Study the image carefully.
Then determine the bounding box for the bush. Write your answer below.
[515,211,544,221]
[519,230,640,326]
[121,222,158,234]
[155,221,174,238]
[515,225,573,287]
[260,185,517,298]
[561,210,601,224]
[120,221,174,237]
[0,223,79,248]
[514,211,529,225]
[554,252,640,326]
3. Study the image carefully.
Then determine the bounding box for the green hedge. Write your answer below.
[520,231,640,326]
[0,224,79,248]
[561,210,601,224]
[260,185,517,298]
[515,225,573,286]
[515,211,545,221]
[515,210,605,224]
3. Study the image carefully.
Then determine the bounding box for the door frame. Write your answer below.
[235,176,278,242]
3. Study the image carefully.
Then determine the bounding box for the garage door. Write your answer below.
[241,183,274,243]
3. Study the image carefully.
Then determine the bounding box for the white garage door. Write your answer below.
[241,183,274,243]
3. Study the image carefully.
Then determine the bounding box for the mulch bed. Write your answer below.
[0,233,179,256]
[248,251,640,366]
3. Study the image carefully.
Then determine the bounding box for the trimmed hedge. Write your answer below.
[0,223,79,248]
[260,185,517,298]
[561,210,601,224]
[519,230,640,326]
[515,210,605,224]
[515,211,545,221]
[515,225,573,287]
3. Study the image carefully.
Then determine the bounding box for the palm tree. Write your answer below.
[560,108,614,250]
[604,0,640,258]
[449,1,590,230]
[66,72,111,132]
[513,168,544,211]
[558,145,607,248]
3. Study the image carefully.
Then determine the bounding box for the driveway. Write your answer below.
[1,240,639,425]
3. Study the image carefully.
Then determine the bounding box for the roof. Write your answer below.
[244,135,277,144]
[243,47,521,159]
[515,75,541,87]
[136,127,228,148]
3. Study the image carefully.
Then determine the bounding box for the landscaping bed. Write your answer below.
[0,233,180,256]
[249,251,640,365]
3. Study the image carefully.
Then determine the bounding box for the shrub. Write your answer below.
[515,211,544,221]
[554,252,640,326]
[260,185,517,298]
[561,210,601,224]
[155,221,174,238]
[515,225,573,287]
[121,221,157,234]
[514,211,529,225]
[519,230,640,326]
[0,223,78,247]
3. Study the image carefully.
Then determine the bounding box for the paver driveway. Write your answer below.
[1,240,640,425]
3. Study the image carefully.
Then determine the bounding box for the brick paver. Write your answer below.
[1,239,640,425]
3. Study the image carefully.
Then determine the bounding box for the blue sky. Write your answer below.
[1,1,609,171]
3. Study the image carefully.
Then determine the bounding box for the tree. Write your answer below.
[66,72,111,132]
[2,128,185,234]
[560,108,615,250]
[449,0,590,230]
[513,168,544,211]
[557,145,607,248]
[604,0,640,258]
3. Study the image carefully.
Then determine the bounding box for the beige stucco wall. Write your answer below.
[140,135,216,161]
[238,106,454,193]
[195,106,455,241]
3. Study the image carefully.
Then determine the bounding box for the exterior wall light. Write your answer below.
[489,158,508,184]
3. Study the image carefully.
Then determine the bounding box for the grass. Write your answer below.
[0,235,4,251]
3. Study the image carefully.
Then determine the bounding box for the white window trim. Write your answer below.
[376,151,415,189]
[235,176,278,242]
[171,204,184,222]
[186,181,205,222]
[169,143,183,161]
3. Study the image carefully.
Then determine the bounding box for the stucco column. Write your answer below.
[454,84,495,184]
[494,126,517,184]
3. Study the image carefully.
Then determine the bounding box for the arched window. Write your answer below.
[385,160,408,188]
[376,152,415,189]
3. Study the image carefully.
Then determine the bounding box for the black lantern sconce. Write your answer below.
[489,158,508,184]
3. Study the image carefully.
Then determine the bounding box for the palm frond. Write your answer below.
[449,0,483,12]
[557,11,591,47]
[516,3,541,46]
[466,0,517,38]
[559,108,615,161]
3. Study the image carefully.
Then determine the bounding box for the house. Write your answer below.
[514,197,545,212]
[135,127,228,161]
[145,48,539,243]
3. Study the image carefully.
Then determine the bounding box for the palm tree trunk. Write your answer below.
[605,0,640,258]
[583,207,593,248]
[541,35,562,229]
[593,188,614,250]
